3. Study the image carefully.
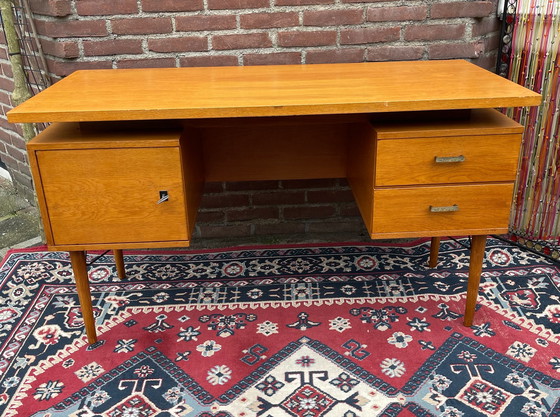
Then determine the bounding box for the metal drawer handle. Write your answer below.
[429,204,459,213]
[435,155,465,163]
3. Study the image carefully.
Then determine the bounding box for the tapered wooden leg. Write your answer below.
[463,235,487,327]
[429,236,441,268]
[113,249,126,279]
[69,251,97,344]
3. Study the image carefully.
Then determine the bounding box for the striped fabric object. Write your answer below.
[506,0,560,242]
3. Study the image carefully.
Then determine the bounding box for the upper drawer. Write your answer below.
[375,134,522,186]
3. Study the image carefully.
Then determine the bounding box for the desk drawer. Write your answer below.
[375,134,521,186]
[37,147,189,246]
[371,183,514,237]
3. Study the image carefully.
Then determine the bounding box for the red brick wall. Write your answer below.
[0,0,501,244]
[30,0,500,76]
[0,31,33,199]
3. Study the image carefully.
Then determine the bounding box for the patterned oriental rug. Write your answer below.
[0,238,559,417]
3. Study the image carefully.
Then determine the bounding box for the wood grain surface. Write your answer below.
[8,60,541,123]
[371,183,515,238]
[37,147,189,245]
[375,134,522,186]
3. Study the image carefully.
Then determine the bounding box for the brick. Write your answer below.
[252,191,305,205]
[303,9,363,26]
[484,33,500,51]
[341,27,400,44]
[404,24,465,41]
[117,58,176,69]
[429,41,484,59]
[197,224,252,238]
[0,116,16,133]
[472,52,498,71]
[197,210,226,223]
[1,154,18,171]
[6,144,25,163]
[340,203,360,217]
[307,219,364,233]
[148,37,208,53]
[473,17,500,37]
[46,59,112,77]
[0,116,14,133]
[29,0,71,17]
[431,1,494,19]
[278,31,337,47]
[366,45,425,61]
[308,189,355,203]
[227,207,278,221]
[213,33,272,50]
[76,0,137,15]
[17,161,33,177]
[208,0,269,9]
[342,0,396,2]
[306,48,365,64]
[0,77,14,92]
[276,0,333,5]
[83,39,143,56]
[284,205,336,219]
[201,193,251,209]
[226,181,279,191]
[244,52,301,66]
[176,15,237,31]
[180,55,239,67]
[11,170,34,190]
[35,20,108,38]
[40,39,79,58]
[367,6,427,22]
[112,18,173,35]
[254,222,306,235]
[142,0,203,12]
[281,179,338,189]
[240,12,299,29]
[1,63,13,78]
[10,135,26,150]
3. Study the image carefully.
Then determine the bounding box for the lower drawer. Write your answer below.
[371,183,515,238]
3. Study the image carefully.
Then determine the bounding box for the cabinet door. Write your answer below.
[37,147,188,245]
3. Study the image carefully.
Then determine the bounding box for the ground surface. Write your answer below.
[0,177,41,258]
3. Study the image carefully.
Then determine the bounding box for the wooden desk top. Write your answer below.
[8,60,541,123]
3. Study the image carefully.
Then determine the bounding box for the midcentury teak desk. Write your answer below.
[7,60,541,345]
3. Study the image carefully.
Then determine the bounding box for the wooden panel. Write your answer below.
[47,240,192,251]
[27,122,182,151]
[371,183,515,237]
[37,147,189,245]
[27,149,56,246]
[373,108,524,139]
[181,127,205,235]
[203,123,348,181]
[347,123,376,232]
[8,61,541,123]
[376,134,522,186]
